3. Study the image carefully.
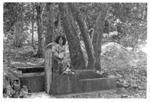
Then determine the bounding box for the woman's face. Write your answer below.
[58,37,63,45]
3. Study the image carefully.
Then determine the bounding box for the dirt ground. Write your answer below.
[28,89,146,98]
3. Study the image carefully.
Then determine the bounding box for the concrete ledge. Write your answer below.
[7,68,118,94]
[52,73,118,95]
[20,75,45,92]
[7,68,45,92]
[80,77,118,92]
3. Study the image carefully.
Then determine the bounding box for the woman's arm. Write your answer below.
[52,45,63,62]
[52,54,62,62]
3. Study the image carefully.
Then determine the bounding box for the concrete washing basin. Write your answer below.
[7,67,118,95]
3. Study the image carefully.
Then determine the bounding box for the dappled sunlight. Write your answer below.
[140,44,147,54]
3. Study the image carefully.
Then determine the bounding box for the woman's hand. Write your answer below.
[53,55,63,62]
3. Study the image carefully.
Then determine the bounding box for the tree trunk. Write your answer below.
[14,23,19,47]
[44,3,55,94]
[14,3,24,48]
[19,3,24,36]
[45,3,54,45]
[68,4,95,69]
[31,3,35,47]
[14,22,22,48]
[59,4,86,69]
[92,5,107,71]
[45,46,53,94]
[36,5,43,58]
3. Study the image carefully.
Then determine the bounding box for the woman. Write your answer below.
[45,35,69,94]
[52,35,67,74]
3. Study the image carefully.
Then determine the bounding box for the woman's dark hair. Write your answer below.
[55,35,66,45]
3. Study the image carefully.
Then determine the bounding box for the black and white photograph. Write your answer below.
[2,2,147,98]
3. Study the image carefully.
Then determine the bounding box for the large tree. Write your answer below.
[59,3,86,69]
[69,3,109,71]
[68,3,95,70]
[4,3,19,33]
[35,4,44,57]
[31,3,35,47]
[4,3,25,48]
[45,3,54,45]
[92,10,107,70]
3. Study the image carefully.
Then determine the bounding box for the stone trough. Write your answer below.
[7,65,45,92]
[51,70,118,95]
[7,66,118,95]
